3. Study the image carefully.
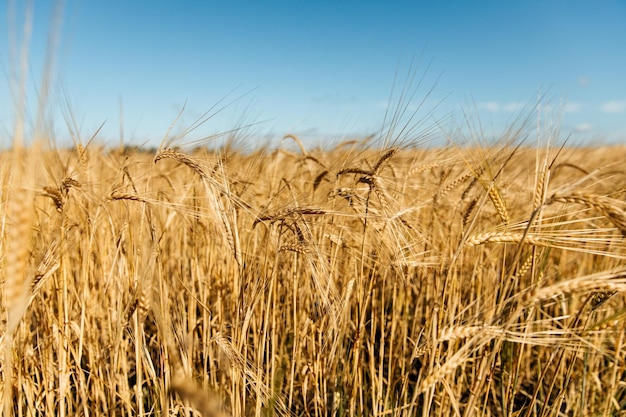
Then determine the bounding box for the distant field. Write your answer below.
[1,140,625,416]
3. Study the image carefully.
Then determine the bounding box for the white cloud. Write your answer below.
[578,77,590,87]
[574,123,592,132]
[479,102,500,112]
[479,101,527,113]
[563,102,582,113]
[601,100,626,114]
[503,102,525,112]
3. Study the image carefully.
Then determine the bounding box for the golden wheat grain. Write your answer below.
[418,345,474,393]
[279,244,310,254]
[533,169,548,210]
[61,176,81,190]
[590,291,618,311]
[466,231,545,247]
[520,269,626,306]
[462,198,478,229]
[253,207,327,227]
[313,170,329,191]
[372,148,397,174]
[437,171,474,200]
[438,325,487,342]
[299,155,326,169]
[30,238,61,293]
[154,148,209,180]
[109,192,152,204]
[407,162,439,177]
[42,186,64,212]
[461,175,479,200]
[487,184,510,224]
[336,167,373,177]
[356,176,393,214]
[513,252,534,281]
[76,142,87,169]
[137,282,152,324]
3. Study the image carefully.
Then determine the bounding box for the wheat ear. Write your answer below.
[546,193,626,236]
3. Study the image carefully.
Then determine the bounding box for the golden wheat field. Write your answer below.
[1,135,625,416]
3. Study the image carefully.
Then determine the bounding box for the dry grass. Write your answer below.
[0,141,625,416]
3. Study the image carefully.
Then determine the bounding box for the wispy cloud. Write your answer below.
[479,101,526,113]
[479,101,501,112]
[578,77,590,87]
[574,123,592,133]
[503,102,525,112]
[563,102,582,113]
[601,100,626,114]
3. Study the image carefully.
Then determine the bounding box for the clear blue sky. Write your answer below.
[1,0,626,148]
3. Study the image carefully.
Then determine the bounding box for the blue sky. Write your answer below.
[1,0,626,148]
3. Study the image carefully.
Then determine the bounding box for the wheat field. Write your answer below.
[0,134,625,416]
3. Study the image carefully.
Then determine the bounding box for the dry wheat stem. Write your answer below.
[211,333,290,416]
[282,134,307,156]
